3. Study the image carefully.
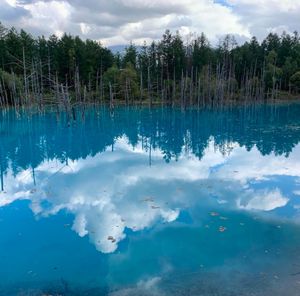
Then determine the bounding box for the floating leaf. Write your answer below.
[220,216,228,220]
[219,226,227,232]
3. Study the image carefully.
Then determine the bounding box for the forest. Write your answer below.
[0,21,300,110]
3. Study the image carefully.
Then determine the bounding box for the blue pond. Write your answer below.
[1,105,300,295]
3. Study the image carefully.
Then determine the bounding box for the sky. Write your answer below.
[0,0,300,46]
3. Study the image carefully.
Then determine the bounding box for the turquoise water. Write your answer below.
[1,105,300,295]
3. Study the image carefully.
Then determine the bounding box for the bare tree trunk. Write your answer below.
[23,47,28,105]
[140,70,143,105]
[147,65,152,107]
[109,81,114,109]
[189,66,194,106]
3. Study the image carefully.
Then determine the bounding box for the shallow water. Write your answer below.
[1,105,300,295]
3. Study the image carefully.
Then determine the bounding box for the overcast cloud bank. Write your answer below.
[0,0,300,46]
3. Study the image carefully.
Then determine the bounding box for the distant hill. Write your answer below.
[108,45,142,54]
[108,45,127,54]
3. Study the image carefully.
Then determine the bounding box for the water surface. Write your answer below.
[1,105,300,295]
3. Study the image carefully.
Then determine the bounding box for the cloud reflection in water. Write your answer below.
[1,135,300,253]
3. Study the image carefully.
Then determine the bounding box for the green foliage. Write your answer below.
[122,44,137,68]
[0,23,300,105]
[103,64,120,83]
[282,57,298,87]
[0,68,23,104]
[103,64,120,96]
[290,71,300,88]
[0,69,22,89]
[0,22,7,39]
[0,27,114,87]
[192,33,211,71]
[119,63,139,98]
[157,30,185,80]
[264,50,283,90]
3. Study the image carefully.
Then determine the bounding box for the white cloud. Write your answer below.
[293,190,300,196]
[2,0,299,45]
[226,0,300,39]
[1,136,299,254]
[80,22,91,35]
[0,0,255,45]
[237,188,289,211]
[214,144,300,184]
[19,0,73,37]
[228,0,300,11]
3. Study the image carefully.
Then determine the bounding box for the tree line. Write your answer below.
[0,22,300,110]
